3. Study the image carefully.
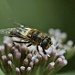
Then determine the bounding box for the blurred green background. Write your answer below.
[0,0,75,75]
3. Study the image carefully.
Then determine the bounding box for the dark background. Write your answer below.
[0,0,75,74]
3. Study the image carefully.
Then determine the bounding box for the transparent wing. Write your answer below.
[8,18,32,28]
[8,18,25,27]
[0,28,15,35]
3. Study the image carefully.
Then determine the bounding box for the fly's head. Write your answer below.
[41,37,52,50]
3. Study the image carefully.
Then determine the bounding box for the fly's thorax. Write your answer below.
[33,30,46,39]
[20,28,31,37]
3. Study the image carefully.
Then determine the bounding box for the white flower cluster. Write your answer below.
[0,28,75,75]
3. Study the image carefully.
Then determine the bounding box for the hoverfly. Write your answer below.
[0,25,52,54]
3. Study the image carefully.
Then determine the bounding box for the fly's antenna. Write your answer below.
[8,18,24,28]
[0,28,14,35]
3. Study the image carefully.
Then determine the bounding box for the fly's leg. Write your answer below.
[27,43,32,47]
[36,46,42,55]
[13,41,30,43]
[12,41,30,47]
[13,41,32,47]
[37,46,39,52]
[42,48,46,54]
[42,48,50,57]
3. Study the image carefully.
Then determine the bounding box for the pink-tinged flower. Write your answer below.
[0,28,75,75]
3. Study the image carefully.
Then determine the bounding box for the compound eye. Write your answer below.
[44,40,48,45]
[49,41,52,45]
[44,42,48,47]
[41,39,48,48]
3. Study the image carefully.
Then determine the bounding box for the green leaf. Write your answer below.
[0,69,5,75]
[57,71,75,75]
